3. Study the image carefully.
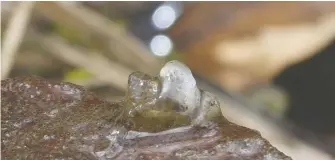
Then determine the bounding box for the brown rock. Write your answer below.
[1,74,291,160]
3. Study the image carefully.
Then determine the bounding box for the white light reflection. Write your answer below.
[150,34,173,57]
[152,5,177,30]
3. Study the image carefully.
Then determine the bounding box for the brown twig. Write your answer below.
[33,32,132,91]
[35,2,163,74]
[1,1,36,79]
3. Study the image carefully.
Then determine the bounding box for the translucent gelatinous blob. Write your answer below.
[192,91,222,126]
[159,60,201,114]
[126,60,223,126]
[127,71,161,115]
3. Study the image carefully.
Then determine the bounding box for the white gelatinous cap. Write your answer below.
[159,60,201,114]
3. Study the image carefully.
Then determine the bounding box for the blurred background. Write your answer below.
[1,2,335,160]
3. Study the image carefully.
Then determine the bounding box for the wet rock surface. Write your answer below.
[1,61,291,159]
